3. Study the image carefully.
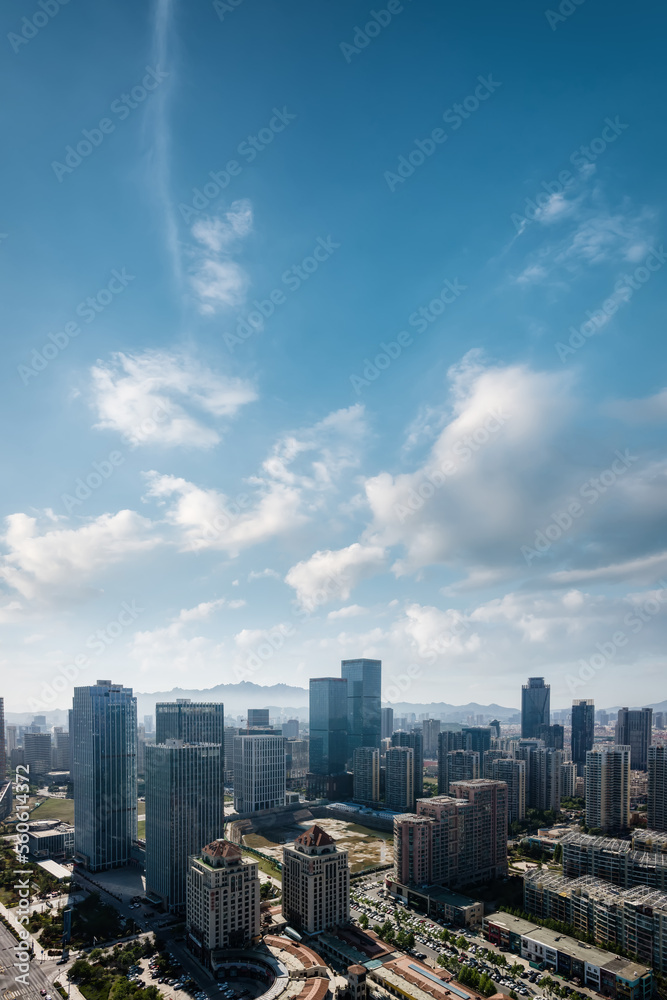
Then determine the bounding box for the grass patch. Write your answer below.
[242,850,282,882]
[137,821,146,839]
[29,797,75,824]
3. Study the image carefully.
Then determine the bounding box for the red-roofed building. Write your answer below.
[283,825,350,936]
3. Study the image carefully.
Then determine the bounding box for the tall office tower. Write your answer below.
[490,719,501,739]
[439,750,480,794]
[52,728,71,771]
[155,700,225,747]
[248,708,270,728]
[233,734,285,813]
[282,825,350,936]
[648,745,667,832]
[616,707,653,771]
[572,699,595,774]
[223,726,239,784]
[285,739,309,781]
[597,710,609,726]
[491,758,526,825]
[462,726,492,755]
[521,677,551,738]
[143,715,154,734]
[385,746,414,811]
[282,719,299,739]
[0,698,5,778]
[145,740,224,912]
[5,725,17,756]
[341,658,381,758]
[186,839,260,961]
[353,747,380,803]
[23,732,53,776]
[394,780,508,888]
[381,707,394,741]
[32,715,47,730]
[561,761,578,799]
[528,747,562,812]
[655,712,665,730]
[537,724,564,750]
[391,730,423,798]
[586,746,631,834]
[72,680,137,871]
[422,719,441,758]
[309,677,348,776]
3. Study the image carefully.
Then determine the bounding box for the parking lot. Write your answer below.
[126,954,257,1000]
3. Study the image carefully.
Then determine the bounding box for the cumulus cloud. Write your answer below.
[285,542,386,609]
[90,349,257,448]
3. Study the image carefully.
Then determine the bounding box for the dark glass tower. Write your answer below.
[341,658,381,758]
[521,677,550,738]
[571,699,595,773]
[616,707,652,771]
[309,678,348,776]
[155,699,224,748]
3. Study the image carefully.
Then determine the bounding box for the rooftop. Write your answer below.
[295,825,335,848]
[202,839,242,860]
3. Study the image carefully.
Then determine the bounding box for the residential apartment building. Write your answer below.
[561,830,667,891]
[282,824,350,935]
[438,750,480,794]
[648,745,667,832]
[491,757,526,825]
[391,730,424,799]
[385,746,414,811]
[586,746,631,834]
[353,746,380,804]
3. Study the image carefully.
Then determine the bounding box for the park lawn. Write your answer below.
[29,797,75,823]
[137,820,146,838]
[243,850,282,882]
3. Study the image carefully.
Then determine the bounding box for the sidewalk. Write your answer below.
[0,897,48,961]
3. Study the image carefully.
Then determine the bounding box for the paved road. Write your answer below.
[0,920,61,1000]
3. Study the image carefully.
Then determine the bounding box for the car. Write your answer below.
[40,992,47,996]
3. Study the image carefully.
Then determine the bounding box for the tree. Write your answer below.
[456,935,468,949]
[359,913,369,930]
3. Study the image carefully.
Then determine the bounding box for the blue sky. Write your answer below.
[1,0,666,713]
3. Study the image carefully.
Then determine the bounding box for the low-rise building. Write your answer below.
[27,821,75,860]
[385,879,483,926]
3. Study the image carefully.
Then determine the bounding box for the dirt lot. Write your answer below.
[243,817,393,871]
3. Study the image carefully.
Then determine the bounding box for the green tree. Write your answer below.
[359,913,369,930]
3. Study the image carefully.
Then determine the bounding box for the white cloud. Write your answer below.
[0,510,159,601]
[128,597,230,674]
[90,349,256,448]
[285,542,386,609]
[327,604,368,620]
[188,200,253,314]
[605,387,667,424]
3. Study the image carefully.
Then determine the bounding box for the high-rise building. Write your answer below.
[381,707,394,741]
[72,680,137,871]
[233,734,285,813]
[285,738,309,781]
[648,745,667,832]
[186,839,260,963]
[422,719,441,757]
[462,727,492,755]
[561,761,578,799]
[391,730,423,799]
[353,747,380,803]
[655,712,665,731]
[341,658,381,758]
[438,750,480,794]
[52,728,71,771]
[586,746,631,834]
[528,748,562,812]
[5,725,17,757]
[537,724,564,751]
[521,677,550,738]
[23,732,52,776]
[223,726,238,785]
[143,714,154,734]
[489,719,501,739]
[616,708,653,771]
[248,709,270,728]
[0,698,5,778]
[394,780,508,888]
[282,825,350,935]
[572,700,595,774]
[145,740,224,912]
[282,719,299,740]
[155,700,224,748]
[309,677,348,776]
[491,757,526,825]
[385,746,414,811]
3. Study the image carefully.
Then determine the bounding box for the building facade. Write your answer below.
[491,757,526,825]
[72,680,137,871]
[381,707,394,741]
[155,700,224,748]
[648,745,667,832]
[145,740,224,912]
[385,746,414,811]
[616,708,652,771]
[233,734,286,814]
[521,677,550,738]
[586,747,631,834]
[282,824,350,935]
[353,746,380,804]
[341,659,381,758]
[309,677,348,776]
[438,750,480,795]
[186,839,260,964]
[572,699,595,774]
[391,729,424,799]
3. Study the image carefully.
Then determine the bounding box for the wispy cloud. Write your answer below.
[149,0,181,284]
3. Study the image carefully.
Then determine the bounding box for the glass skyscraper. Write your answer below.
[72,680,137,871]
[155,699,224,747]
[309,677,348,776]
[572,699,595,773]
[145,740,224,912]
[521,677,550,738]
[341,658,381,757]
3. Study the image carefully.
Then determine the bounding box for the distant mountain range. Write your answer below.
[6,681,666,727]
